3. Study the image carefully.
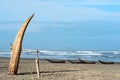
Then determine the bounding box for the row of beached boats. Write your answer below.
[45,58,114,64]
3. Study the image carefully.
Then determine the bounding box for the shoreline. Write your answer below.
[0,58,120,80]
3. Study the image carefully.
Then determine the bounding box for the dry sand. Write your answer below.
[0,58,120,80]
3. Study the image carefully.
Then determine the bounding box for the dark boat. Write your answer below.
[68,60,81,64]
[78,57,96,64]
[99,60,114,64]
[45,59,65,63]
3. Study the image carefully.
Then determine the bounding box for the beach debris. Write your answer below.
[35,49,40,77]
[8,14,34,75]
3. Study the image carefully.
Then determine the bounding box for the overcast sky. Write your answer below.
[0,0,120,50]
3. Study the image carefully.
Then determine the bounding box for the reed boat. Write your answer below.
[99,60,114,64]
[68,60,81,64]
[78,57,96,64]
[8,14,34,75]
[45,59,65,63]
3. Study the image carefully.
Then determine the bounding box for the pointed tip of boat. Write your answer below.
[32,13,35,17]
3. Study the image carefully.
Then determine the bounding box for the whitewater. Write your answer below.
[0,50,120,62]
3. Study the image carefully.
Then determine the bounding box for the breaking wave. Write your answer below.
[1,50,120,62]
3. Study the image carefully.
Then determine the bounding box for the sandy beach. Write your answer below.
[0,58,120,80]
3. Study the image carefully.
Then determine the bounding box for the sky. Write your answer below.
[0,0,120,50]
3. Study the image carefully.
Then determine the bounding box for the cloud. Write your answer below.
[0,0,120,32]
[25,20,120,35]
[1,20,120,34]
[0,0,120,22]
[64,0,120,5]
[0,21,20,30]
[36,0,120,5]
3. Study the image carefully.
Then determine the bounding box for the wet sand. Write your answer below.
[0,58,120,80]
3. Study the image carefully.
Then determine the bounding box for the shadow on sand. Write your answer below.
[17,70,79,76]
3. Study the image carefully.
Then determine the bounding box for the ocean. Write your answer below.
[1,50,120,62]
